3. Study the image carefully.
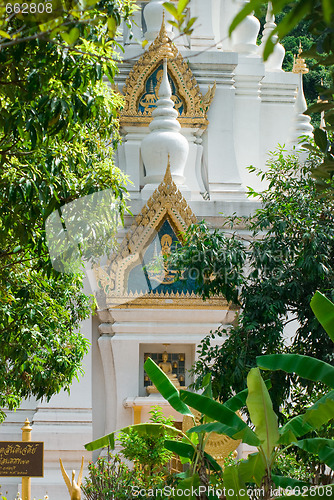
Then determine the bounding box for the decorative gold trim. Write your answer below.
[94,163,232,310]
[94,163,202,306]
[107,290,229,309]
[292,42,309,75]
[183,411,241,467]
[120,20,215,129]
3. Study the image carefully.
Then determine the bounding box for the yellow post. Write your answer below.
[133,406,142,425]
[21,418,32,500]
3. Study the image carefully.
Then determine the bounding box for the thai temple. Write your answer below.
[0,1,312,497]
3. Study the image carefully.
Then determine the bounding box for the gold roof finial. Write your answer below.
[155,16,174,59]
[292,41,309,74]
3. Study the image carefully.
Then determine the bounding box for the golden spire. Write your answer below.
[163,155,173,185]
[292,41,309,74]
[155,15,174,59]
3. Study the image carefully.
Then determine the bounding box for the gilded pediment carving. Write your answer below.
[120,21,216,129]
[93,164,233,310]
[94,163,198,306]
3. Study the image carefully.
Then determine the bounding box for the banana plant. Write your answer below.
[85,292,334,500]
[249,291,334,499]
[85,357,262,500]
[142,358,261,500]
[145,291,334,500]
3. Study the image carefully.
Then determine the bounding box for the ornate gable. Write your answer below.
[94,164,228,309]
[120,21,216,129]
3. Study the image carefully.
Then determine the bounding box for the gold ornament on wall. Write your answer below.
[182,412,241,467]
[120,19,215,129]
[93,162,231,311]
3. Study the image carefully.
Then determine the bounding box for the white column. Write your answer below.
[219,0,239,50]
[233,56,264,190]
[231,0,260,55]
[190,0,216,49]
[190,51,246,200]
[120,128,147,198]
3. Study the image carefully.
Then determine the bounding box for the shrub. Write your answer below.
[82,454,136,500]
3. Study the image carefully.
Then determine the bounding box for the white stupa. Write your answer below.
[141,57,189,195]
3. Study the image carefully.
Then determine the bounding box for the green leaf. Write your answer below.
[164,439,196,460]
[271,474,310,489]
[202,373,213,399]
[322,0,333,24]
[0,30,11,39]
[144,358,193,416]
[303,389,334,429]
[61,27,80,45]
[257,354,334,388]
[224,380,272,412]
[310,291,334,342]
[187,421,260,448]
[175,474,201,500]
[177,0,189,15]
[180,391,243,429]
[84,432,115,451]
[279,415,314,444]
[223,464,250,500]
[246,368,279,458]
[107,17,117,38]
[294,438,334,469]
[163,2,178,18]
[84,422,182,451]
[229,0,262,36]
[204,451,222,472]
[313,129,329,154]
[238,452,266,487]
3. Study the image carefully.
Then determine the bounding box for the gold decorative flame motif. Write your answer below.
[120,20,215,129]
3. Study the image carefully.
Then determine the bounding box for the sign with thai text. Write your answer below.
[0,442,44,477]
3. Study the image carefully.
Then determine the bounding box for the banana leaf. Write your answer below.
[144,357,193,416]
[224,380,272,412]
[294,438,334,470]
[271,474,310,489]
[246,368,279,458]
[279,390,334,444]
[310,291,334,341]
[84,422,183,451]
[278,415,314,444]
[180,390,248,431]
[164,439,196,460]
[180,390,260,446]
[238,452,266,487]
[187,421,260,447]
[303,389,334,428]
[204,451,222,472]
[223,464,250,500]
[173,473,201,500]
[257,354,334,388]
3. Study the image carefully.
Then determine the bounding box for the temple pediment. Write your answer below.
[120,20,216,129]
[94,163,228,309]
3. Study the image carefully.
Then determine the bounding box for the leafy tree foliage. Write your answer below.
[0,1,133,419]
[169,149,334,413]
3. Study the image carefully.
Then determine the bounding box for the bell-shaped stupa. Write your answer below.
[141,56,189,196]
